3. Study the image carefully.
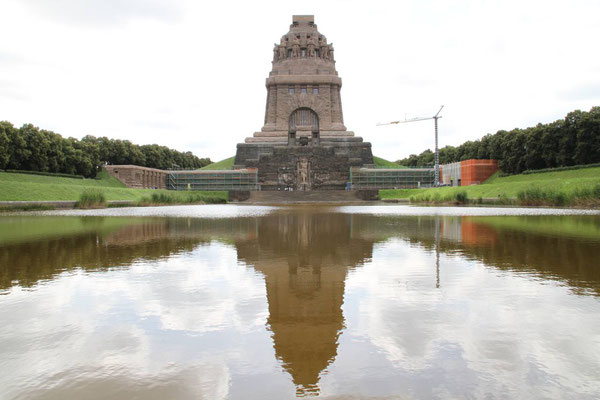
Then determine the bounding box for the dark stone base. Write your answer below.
[234,140,374,191]
[356,190,379,201]
[228,191,251,202]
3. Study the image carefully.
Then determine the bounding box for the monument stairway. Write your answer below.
[245,190,367,204]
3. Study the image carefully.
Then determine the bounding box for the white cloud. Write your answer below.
[0,0,599,162]
[330,240,600,398]
[19,0,183,26]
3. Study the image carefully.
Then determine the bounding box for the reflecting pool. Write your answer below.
[1,205,599,399]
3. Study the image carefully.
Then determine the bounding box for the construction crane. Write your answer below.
[377,105,444,186]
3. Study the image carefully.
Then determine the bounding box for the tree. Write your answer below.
[395,107,600,173]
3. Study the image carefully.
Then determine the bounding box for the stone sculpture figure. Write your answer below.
[291,36,300,58]
[299,34,307,48]
[273,43,279,62]
[307,35,316,57]
[319,35,328,59]
[328,44,334,62]
[278,39,287,60]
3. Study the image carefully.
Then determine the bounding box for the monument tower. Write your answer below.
[234,15,374,190]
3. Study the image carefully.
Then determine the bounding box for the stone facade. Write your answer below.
[104,165,167,189]
[235,15,374,190]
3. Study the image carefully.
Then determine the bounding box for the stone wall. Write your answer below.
[238,141,373,191]
[104,165,167,189]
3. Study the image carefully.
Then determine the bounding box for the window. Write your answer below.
[301,88,307,94]
[313,88,319,94]
[301,49,306,57]
[289,88,294,94]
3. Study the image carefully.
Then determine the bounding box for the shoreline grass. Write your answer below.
[76,189,107,209]
[0,204,56,213]
[138,192,227,205]
[380,166,600,207]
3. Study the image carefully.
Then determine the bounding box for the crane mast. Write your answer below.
[377,105,444,186]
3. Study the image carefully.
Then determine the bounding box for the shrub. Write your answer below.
[517,187,570,207]
[77,189,106,208]
[497,194,512,205]
[455,191,468,204]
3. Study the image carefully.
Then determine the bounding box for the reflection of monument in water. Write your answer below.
[3,212,599,396]
[234,212,376,395]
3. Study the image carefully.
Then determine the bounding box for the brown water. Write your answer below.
[1,205,600,399]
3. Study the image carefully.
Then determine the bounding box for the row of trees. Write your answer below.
[0,122,212,178]
[397,107,600,174]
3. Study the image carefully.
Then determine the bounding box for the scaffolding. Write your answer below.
[350,167,435,189]
[167,169,258,191]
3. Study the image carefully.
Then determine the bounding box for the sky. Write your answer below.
[1,0,599,162]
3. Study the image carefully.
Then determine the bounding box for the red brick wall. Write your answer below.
[104,165,168,189]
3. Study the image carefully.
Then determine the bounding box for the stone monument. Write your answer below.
[234,15,374,190]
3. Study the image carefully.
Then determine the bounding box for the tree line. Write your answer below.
[0,121,212,178]
[397,107,600,174]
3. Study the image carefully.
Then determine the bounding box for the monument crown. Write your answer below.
[291,15,315,28]
[273,15,334,67]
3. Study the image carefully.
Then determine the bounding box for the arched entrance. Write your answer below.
[289,107,319,133]
[288,108,319,191]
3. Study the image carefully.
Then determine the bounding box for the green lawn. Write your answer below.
[380,167,600,201]
[0,170,227,202]
[200,156,235,170]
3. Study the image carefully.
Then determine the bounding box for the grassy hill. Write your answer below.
[200,156,235,170]
[0,170,226,202]
[373,156,405,169]
[380,166,600,205]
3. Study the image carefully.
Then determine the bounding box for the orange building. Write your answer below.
[440,159,498,186]
[460,159,498,186]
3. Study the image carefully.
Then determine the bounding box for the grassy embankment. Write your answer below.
[372,156,406,169]
[0,169,227,207]
[200,156,236,170]
[380,167,600,207]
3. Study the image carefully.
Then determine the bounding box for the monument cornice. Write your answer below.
[266,75,342,87]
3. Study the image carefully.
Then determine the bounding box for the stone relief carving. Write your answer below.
[297,158,310,190]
